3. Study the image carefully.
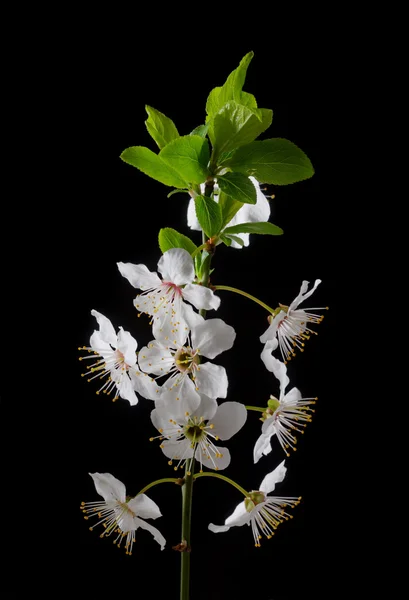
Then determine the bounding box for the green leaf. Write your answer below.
[160,135,210,184]
[220,233,245,247]
[194,195,223,238]
[206,52,255,118]
[194,252,203,278]
[194,249,209,279]
[240,92,258,110]
[223,221,283,235]
[209,102,272,158]
[205,87,222,119]
[218,190,243,228]
[145,105,180,150]
[220,234,244,246]
[224,234,245,246]
[120,146,187,188]
[224,138,314,185]
[220,234,232,246]
[190,124,209,138]
[218,172,257,204]
[158,228,198,254]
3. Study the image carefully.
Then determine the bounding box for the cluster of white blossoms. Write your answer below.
[80,182,325,552]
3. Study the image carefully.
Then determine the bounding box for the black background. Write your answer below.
[58,40,338,600]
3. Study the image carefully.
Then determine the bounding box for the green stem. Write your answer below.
[180,181,215,599]
[214,285,275,314]
[191,243,207,259]
[193,472,248,496]
[180,179,215,600]
[180,459,195,600]
[245,405,266,413]
[137,478,180,495]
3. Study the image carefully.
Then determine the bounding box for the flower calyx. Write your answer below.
[259,395,280,422]
[245,491,266,512]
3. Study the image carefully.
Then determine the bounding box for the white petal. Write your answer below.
[161,438,194,461]
[133,293,155,316]
[289,279,322,311]
[211,402,247,440]
[187,198,201,230]
[91,310,117,347]
[261,339,289,396]
[192,318,236,359]
[151,405,172,433]
[182,284,221,311]
[129,369,160,401]
[259,311,286,344]
[191,394,218,421]
[282,387,302,406]
[261,417,277,436]
[128,494,162,520]
[195,363,228,399]
[160,376,201,416]
[89,472,126,503]
[89,330,112,360]
[116,328,138,366]
[196,445,231,470]
[259,460,287,494]
[138,341,173,375]
[117,261,162,290]
[181,303,204,329]
[225,501,252,527]
[208,523,230,533]
[116,508,136,533]
[117,373,139,405]
[152,296,189,347]
[253,432,273,464]
[157,248,195,286]
[134,517,166,550]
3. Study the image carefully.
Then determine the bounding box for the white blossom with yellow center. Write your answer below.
[138,318,236,415]
[79,310,159,405]
[118,248,220,346]
[260,279,327,363]
[209,461,301,547]
[81,473,166,554]
[150,394,247,472]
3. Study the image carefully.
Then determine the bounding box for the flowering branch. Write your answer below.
[79,50,322,600]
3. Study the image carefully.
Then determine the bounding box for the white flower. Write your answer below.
[138,318,236,415]
[254,338,317,461]
[150,394,247,472]
[117,248,220,346]
[187,176,270,248]
[79,310,159,405]
[208,461,301,547]
[260,279,327,363]
[81,473,166,554]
